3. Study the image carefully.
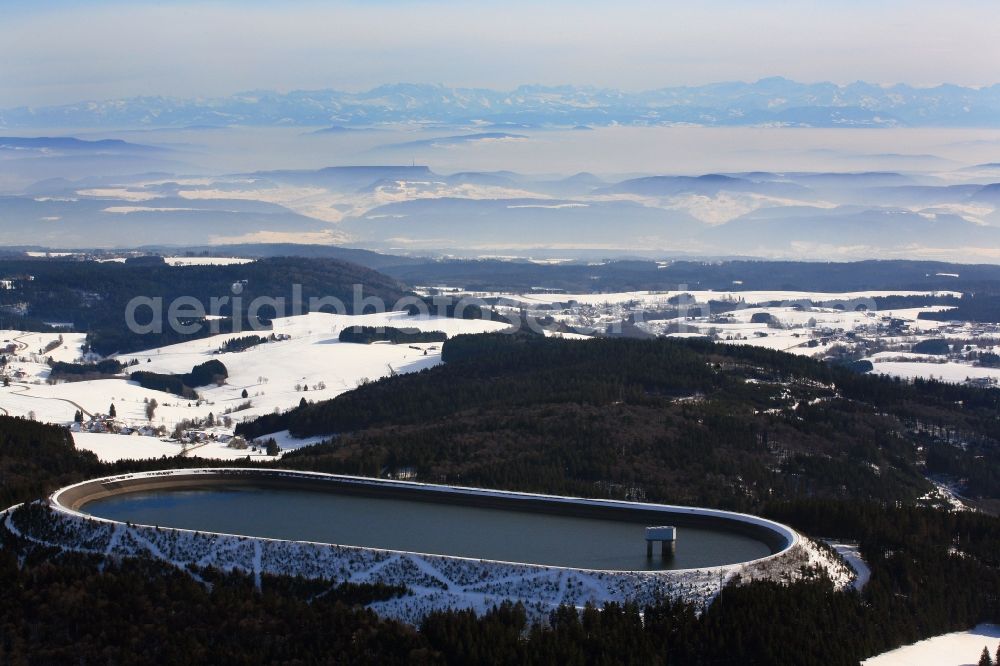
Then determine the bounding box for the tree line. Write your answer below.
[339,326,447,345]
[129,360,228,398]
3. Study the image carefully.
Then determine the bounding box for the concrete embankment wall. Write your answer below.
[54,469,796,555]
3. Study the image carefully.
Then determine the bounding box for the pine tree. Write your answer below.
[979,646,993,666]
[265,438,280,456]
[108,403,116,418]
[241,388,249,399]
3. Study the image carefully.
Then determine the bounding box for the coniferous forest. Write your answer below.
[4,331,1000,663]
[244,333,1000,507]
[0,413,997,664]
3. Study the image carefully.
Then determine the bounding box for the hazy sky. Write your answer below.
[2,0,1000,106]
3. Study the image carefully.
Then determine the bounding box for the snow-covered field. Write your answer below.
[20,253,253,266]
[0,329,89,363]
[72,433,189,462]
[870,361,1000,384]
[639,302,955,357]
[115,311,506,422]
[862,624,1000,666]
[498,289,962,308]
[472,288,1000,385]
[0,312,507,460]
[162,256,254,266]
[470,289,959,345]
[71,431,329,462]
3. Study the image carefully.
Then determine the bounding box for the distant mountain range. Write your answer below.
[4,78,1000,129]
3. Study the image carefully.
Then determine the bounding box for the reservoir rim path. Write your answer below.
[51,468,800,574]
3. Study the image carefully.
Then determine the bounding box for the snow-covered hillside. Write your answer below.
[0,312,507,461]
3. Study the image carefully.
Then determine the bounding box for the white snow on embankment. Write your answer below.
[0,469,861,624]
[824,541,871,591]
[862,624,1000,666]
[920,478,968,512]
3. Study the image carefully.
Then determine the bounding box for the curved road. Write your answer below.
[11,333,30,353]
[2,333,88,419]
[1,335,38,416]
[3,383,93,419]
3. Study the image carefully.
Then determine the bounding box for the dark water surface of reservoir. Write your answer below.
[83,487,773,570]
